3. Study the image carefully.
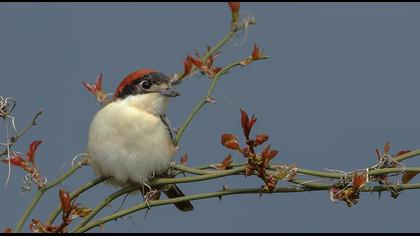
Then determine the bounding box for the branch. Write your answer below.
[0,110,43,157]
[14,161,85,233]
[73,186,316,233]
[74,179,420,233]
[177,17,255,81]
[174,56,270,146]
[46,176,108,225]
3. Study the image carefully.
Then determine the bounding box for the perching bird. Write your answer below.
[86,69,193,212]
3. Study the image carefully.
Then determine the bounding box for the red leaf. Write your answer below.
[180,154,188,165]
[221,134,240,151]
[3,227,12,233]
[384,142,390,155]
[251,43,264,60]
[241,146,252,157]
[183,56,193,76]
[248,115,257,134]
[240,108,249,135]
[59,188,72,213]
[187,54,202,70]
[95,74,103,90]
[268,150,279,160]
[228,2,240,25]
[352,169,369,191]
[255,133,269,146]
[375,148,382,161]
[29,219,54,233]
[212,67,222,75]
[82,74,109,105]
[240,109,257,139]
[395,150,411,157]
[402,172,418,184]
[228,2,240,14]
[261,145,279,167]
[212,154,233,170]
[82,81,95,93]
[70,205,92,219]
[261,145,271,159]
[26,140,43,164]
[1,154,27,168]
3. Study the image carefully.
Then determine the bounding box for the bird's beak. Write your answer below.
[159,76,181,97]
[160,90,180,97]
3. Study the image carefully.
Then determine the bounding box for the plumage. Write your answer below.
[87,93,175,185]
[87,69,193,212]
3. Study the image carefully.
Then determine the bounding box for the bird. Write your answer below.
[86,68,193,212]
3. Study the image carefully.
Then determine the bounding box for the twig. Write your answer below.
[0,110,43,157]
[174,56,270,146]
[14,161,84,233]
[73,180,420,233]
[46,176,109,225]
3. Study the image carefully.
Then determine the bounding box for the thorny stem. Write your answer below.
[72,166,246,232]
[14,161,84,233]
[73,187,310,233]
[173,18,258,145]
[174,56,269,146]
[177,19,255,80]
[74,181,420,233]
[0,110,43,157]
[46,176,109,225]
[25,148,420,232]
[394,149,420,162]
[73,185,139,233]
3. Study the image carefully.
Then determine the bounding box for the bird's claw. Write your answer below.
[143,189,159,209]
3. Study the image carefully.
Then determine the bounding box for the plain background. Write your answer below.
[1,2,420,232]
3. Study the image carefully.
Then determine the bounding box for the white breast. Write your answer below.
[87,94,176,186]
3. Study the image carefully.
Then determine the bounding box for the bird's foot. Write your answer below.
[143,189,160,209]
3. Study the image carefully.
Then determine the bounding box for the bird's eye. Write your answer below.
[140,80,152,90]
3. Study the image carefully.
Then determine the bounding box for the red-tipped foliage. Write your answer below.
[26,140,42,164]
[221,134,241,151]
[240,108,257,140]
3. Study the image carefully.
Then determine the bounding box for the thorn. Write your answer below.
[144,208,150,219]
[222,185,229,191]
[258,189,263,202]
[173,128,179,135]
[205,97,218,104]
[218,196,222,204]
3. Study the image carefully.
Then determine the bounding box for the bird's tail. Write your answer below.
[162,184,193,212]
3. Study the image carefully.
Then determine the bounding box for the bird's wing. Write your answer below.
[160,113,175,143]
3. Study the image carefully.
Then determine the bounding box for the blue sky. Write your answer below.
[1,3,420,232]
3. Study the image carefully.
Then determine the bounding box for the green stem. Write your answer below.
[174,56,269,146]
[173,164,215,175]
[73,185,139,232]
[72,166,245,231]
[370,167,420,176]
[75,180,420,233]
[150,166,245,186]
[14,110,43,142]
[178,20,254,80]
[14,191,44,233]
[14,162,83,232]
[73,186,316,233]
[394,149,420,162]
[0,110,43,157]
[46,176,108,225]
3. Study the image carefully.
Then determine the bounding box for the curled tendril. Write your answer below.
[0,96,16,119]
[232,11,256,46]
